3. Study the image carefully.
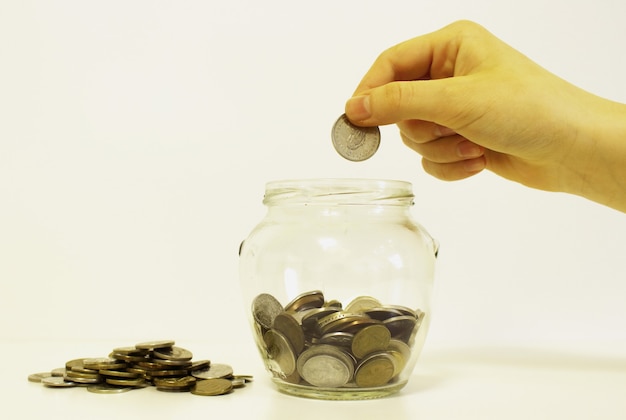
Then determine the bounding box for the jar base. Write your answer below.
[272,378,408,400]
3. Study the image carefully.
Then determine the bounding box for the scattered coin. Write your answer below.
[191,378,233,396]
[28,372,53,383]
[135,340,175,350]
[153,346,193,361]
[41,376,77,388]
[87,384,133,394]
[29,340,251,397]
[331,113,381,162]
[190,363,234,380]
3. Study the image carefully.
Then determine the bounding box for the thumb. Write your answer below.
[345,77,469,128]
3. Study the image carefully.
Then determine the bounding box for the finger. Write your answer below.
[402,133,485,163]
[345,76,472,127]
[397,120,456,144]
[351,20,487,95]
[421,156,486,181]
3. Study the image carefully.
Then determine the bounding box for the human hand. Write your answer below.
[345,20,626,211]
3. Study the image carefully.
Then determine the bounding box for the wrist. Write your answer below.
[566,97,626,212]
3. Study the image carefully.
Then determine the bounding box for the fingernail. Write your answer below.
[435,125,456,137]
[345,95,371,121]
[463,157,486,173]
[457,141,483,158]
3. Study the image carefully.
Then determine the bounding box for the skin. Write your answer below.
[345,20,626,213]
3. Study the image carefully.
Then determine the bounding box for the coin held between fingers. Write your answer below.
[345,96,372,121]
[331,114,380,161]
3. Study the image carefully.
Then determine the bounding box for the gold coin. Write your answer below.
[65,358,87,370]
[42,376,77,388]
[51,367,66,377]
[385,304,419,318]
[99,369,141,378]
[300,307,340,338]
[153,376,196,390]
[135,340,175,350]
[272,312,305,354]
[149,369,189,377]
[319,313,369,335]
[64,370,101,380]
[316,311,353,330]
[111,346,149,356]
[351,324,391,359]
[344,296,382,313]
[191,379,233,396]
[340,317,383,335]
[383,315,417,342]
[106,377,146,387]
[28,372,52,383]
[82,358,126,370]
[263,329,296,376]
[362,307,405,321]
[284,290,325,312]
[387,339,411,378]
[87,384,132,394]
[153,346,193,362]
[109,352,148,363]
[354,353,395,388]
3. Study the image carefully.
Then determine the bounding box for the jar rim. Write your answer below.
[263,178,414,206]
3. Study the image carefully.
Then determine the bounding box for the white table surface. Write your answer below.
[6,338,625,420]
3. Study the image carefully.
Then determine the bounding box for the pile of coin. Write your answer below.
[331,113,381,161]
[28,340,252,396]
[252,291,424,389]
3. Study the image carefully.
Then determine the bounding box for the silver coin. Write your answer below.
[191,363,233,380]
[252,293,284,330]
[331,114,380,162]
[28,372,53,383]
[297,345,354,388]
[41,376,77,388]
[87,384,132,394]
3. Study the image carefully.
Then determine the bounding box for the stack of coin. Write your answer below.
[28,340,252,396]
[252,291,424,389]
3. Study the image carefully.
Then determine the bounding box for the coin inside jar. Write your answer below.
[297,345,354,388]
[331,113,380,162]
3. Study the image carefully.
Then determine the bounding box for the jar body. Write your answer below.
[239,179,437,400]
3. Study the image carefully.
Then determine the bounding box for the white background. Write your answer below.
[1,1,626,419]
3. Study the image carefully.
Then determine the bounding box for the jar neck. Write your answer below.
[263,178,415,208]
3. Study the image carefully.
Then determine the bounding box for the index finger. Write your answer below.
[351,20,482,95]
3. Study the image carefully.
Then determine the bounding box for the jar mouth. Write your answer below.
[263,178,414,206]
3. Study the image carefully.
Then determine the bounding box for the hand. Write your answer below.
[345,20,626,212]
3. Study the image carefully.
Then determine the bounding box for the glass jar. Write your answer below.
[239,178,438,400]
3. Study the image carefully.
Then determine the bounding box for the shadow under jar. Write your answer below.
[239,179,438,400]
